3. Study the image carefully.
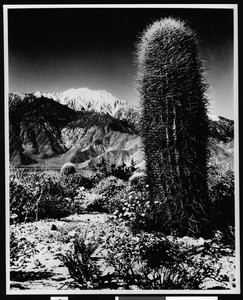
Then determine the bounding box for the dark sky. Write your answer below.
[8,7,234,119]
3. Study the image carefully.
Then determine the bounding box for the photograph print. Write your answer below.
[4,4,240,294]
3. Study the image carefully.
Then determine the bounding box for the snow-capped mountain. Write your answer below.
[29,88,139,121]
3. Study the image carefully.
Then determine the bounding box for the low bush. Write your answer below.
[110,186,153,231]
[10,180,37,223]
[60,173,95,191]
[58,232,102,289]
[209,169,235,243]
[60,226,227,290]
[87,176,127,213]
[89,158,136,181]
[92,176,126,197]
[72,187,106,213]
[10,229,38,270]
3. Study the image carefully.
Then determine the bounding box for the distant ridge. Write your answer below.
[10,87,140,122]
[8,88,234,172]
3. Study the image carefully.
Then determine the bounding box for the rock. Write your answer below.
[52,275,67,281]
[51,224,57,230]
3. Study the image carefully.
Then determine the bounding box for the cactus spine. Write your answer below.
[136,18,210,237]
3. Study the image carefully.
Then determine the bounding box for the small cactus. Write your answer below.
[129,172,147,189]
[61,162,76,175]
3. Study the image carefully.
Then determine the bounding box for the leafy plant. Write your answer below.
[58,232,102,289]
[129,171,147,190]
[90,158,136,181]
[10,229,38,270]
[9,168,90,223]
[136,17,211,237]
[209,169,235,244]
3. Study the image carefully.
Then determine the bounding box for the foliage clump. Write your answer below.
[208,168,235,244]
[9,167,93,223]
[10,229,38,270]
[89,157,136,181]
[136,17,210,237]
[60,225,231,290]
[129,171,147,190]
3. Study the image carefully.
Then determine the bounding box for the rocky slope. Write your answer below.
[8,89,234,171]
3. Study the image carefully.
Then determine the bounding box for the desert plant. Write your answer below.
[9,170,79,222]
[10,229,38,270]
[60,172,94,191]
[136,17,211,237]
[61,162,76,175]
[89,158,135,181]
[129,171,147,190]
[89,176,127,213]
[209,169,235,244]
[92,176,126,196]
[58,232,102,289]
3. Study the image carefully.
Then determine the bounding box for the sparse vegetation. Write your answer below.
[10,229,38,270]
[89,157,136,181]
[9,167,93,223]
[58,224,235,290]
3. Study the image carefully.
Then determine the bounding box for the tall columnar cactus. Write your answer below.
[136,17,210,237]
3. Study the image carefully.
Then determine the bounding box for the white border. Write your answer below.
[3,3,240,295]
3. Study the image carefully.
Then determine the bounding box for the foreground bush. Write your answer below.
[209,169,235,244]
[59,232,101,289]
[10,229,37,270]
[60,226,230,290]
[81,176,127,213]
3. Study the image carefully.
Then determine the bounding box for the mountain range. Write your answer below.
[8,88,234,172]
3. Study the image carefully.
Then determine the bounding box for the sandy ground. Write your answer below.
[9,213,237,291]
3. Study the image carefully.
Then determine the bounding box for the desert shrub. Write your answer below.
[61,226,228,289]
[82,195,107,213]
[90,158,135,181]
[92,176,126,197]
[110,186,169,233]
[10,179,37,223]
[72,187,106,213]
[110,162,135,181]
[9,169,84,223]
[86,176,127,213]
[61,162,76,175]
[37,196,76,220]
[60,172,94,191]
[10,229,37,269]
[111,186,150,227]
[209,170,235,243]
[105,231,229,289]
[58,232,102,289]
[136,17,210,237]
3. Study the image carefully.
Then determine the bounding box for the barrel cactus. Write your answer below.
[136,17,211,237]
[61,162,76,175]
